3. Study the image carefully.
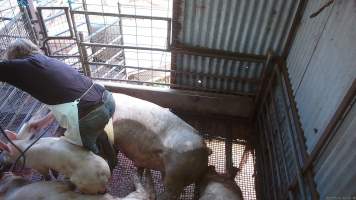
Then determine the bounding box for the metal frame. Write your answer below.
[255,58,319,200]
[37,6,74,39]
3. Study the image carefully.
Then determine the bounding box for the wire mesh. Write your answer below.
[0,2,36,52]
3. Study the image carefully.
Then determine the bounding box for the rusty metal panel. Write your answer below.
[286,0,333,89]
[286,0,356,152]
[173,0,300,94]
[314,100,356,199]
[176,0,299,55]
[175,54,263,94]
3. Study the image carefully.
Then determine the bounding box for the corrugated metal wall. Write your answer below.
[314,99,356,199]
[255,63,316,200]
[287,0,356,152]
[177,0,299,55]
[285,0,356,198]
[173,0,300,95]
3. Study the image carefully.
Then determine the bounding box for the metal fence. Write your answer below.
[0,0,257,199]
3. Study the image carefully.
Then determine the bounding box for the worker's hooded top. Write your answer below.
[0,53,105,118]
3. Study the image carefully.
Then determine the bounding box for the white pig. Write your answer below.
[0,170,154,200]
[0,125,111,194]
[197,166,243,200]
[109,93,211,200]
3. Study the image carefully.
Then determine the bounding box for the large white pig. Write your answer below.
[0,125,111,194]
[0,170,154,200]
[110,93,210,200]
[197,166,243,200]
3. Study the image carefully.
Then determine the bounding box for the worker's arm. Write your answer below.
[0,59,25,83]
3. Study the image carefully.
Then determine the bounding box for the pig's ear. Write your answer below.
[4,130,17,140]
[0,141,10,152]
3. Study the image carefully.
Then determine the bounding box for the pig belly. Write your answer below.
[114,119,165,171]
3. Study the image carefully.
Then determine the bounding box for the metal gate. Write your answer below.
[36,2,172,85]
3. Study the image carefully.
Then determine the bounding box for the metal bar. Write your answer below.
[278,61,319,199]
[117,1,127,78]
[37,7,74,38]
[172,43,267,63]
[93,77,256,97]
[303,79,356,173]
[68,3,86,74]
[263,102,283,199]
[225,124,233,176]
[49,55,79,58]
[282,0,308,59]
[37,6,68,9]
[255,51,273,103]
[81,0,92,35]
[88,35,123,58]
[81,42,169,52]
[36,7,48,38]
[71,10,171,21]
[166,19,171,50]
[257,116,278,200]
[79,32,91,77]
[88,61,260,83]
[276,66,313,199]
[42,10,66,22]
[86,20,119,41]
[269,91,295,200]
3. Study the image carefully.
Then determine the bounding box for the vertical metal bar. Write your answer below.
[25,0,42,41]
[79,32,91,77]
[167,19,172,50]
[64,7,74,38]
[36,8,49,38]
[257,116,278,200]
[255,51,273,104]
[269,91,295,200]
[225,123,233,176]
[117,1,127,79]
[263,101,283,199]
[277,61,319,199]
[68,3,87,75]
[274,68,308,199]
[81,0,92,35]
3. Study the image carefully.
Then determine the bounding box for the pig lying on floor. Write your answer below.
[197,166,243,200]
[110,93,211,200]
[0,125,110,194]
[0,170,154,200]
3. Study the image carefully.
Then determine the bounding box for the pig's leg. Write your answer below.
[158,148,210,200]
[158,172,184,200]
[137,167,145,180]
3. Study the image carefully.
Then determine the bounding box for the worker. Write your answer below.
[0,39,117,171]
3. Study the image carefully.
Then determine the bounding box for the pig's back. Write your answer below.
[112,93,205,150]
[5,181,115,200]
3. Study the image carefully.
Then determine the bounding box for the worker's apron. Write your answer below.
[47,83,95,146]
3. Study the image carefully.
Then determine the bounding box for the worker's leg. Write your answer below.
[79,91,117,170]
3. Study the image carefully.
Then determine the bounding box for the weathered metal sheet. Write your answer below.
[176,0,299,55]
[314,101,356,199]
[173,0,300,94]
[175,54,263,94]
[287,0,356,152]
